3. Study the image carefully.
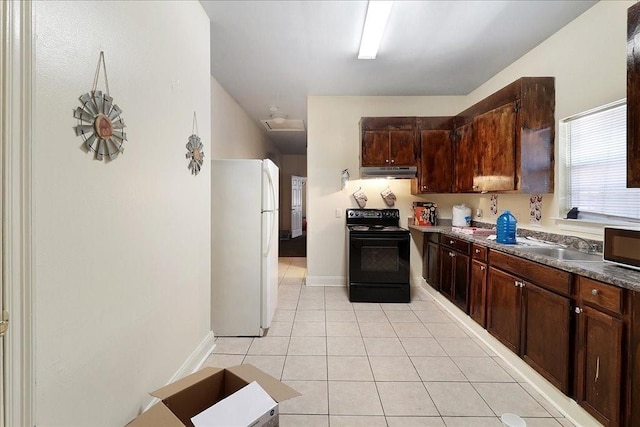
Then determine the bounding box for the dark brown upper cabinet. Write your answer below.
[360,117,417,167]
[455,77,556,193]
[628,3,640,188]
[454,122,477,192]
[361,77,555,194]
[473,103,517,192]
[412,117,454,194]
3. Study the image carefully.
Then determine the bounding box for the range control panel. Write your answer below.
[345,208,400,225]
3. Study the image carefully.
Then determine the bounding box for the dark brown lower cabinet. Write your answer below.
[439,246,453,300]
[440,245,470,312]
[575,305,624,427]
[469,244,488,327]
[522,283,571,394]
[422,233,440,290]
[487,267,521,353]
[419,234,636,426]
[469,259,488,327]
[487,266,571,393]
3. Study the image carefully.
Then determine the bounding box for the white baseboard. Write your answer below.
[143,331,216,412]
[305,275,345,286]
[417,279,601,427]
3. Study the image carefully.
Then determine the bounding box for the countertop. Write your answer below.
[409,225,640,293]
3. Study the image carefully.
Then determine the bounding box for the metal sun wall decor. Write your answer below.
[186,111,205,176]
[74,51,127,161]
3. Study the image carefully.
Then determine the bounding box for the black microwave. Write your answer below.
[604,227,640,271]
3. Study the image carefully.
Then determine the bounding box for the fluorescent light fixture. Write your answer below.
[358,1,393,59]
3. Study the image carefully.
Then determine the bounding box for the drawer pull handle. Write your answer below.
[591,289,599,296]
[595,357,600,382]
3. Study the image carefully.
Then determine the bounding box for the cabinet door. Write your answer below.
[362,130,390,166]
[575,305,623,427]
[440,246,454,300]
[453,252,470,312]
[521,282,571,394]
[389,130,417,166]
[487,267,521,353]
[454,122,478,192]
[470,260,488,327]
[417,130,452,193]
[473,103,517,192]
[628,2,640,187]
[427,241,440,290]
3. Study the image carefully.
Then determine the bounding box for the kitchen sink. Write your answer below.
[517,246,603,262]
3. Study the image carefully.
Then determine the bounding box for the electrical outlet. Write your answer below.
[335,208,342,218]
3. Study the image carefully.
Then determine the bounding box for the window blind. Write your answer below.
[564,100,640,221]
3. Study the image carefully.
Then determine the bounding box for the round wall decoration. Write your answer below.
[73,52,127,161]
[186,112,205,176]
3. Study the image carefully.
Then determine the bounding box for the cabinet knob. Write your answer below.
[422,185,427,190]
[449,240,455,244]
[390,159,395,164]
[480,265,485,271]
[449,252,455,257]
[591,289,599,296]
[475,249,481,254]
[575,307,583,314]
[385,159,389,163]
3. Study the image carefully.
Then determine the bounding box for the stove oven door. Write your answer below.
[348,232,410,285]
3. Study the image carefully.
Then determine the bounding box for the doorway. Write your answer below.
[291,175,303,238]
[278,175,306,257]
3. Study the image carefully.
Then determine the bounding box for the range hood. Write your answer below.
[360,166,417,179]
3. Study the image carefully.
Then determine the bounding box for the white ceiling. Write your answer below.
[200,0,597,155]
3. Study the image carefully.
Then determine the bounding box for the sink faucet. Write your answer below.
[571,236,598,254]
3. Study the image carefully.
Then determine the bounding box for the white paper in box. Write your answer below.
[191,381,278,427]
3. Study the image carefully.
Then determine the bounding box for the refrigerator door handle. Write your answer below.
[264,165,277,212]
[262,164,277,256]
[264,210,275,256]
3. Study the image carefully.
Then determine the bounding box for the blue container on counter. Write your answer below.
[496,210,517,244]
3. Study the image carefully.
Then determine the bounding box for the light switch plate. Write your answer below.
[335,208,342,218]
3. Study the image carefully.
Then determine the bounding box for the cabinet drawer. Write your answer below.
[578,276,624,315]
[441,235,471,255]
[472,244,488,262]
[489,250,571,295]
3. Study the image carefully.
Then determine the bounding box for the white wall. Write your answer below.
[211,76,281,163]
[34,1,211,425]
[306,0,632,286]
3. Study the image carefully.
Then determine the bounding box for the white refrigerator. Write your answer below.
[211,159,279,336]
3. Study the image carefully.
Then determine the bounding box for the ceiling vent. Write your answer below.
[260,119,306,132]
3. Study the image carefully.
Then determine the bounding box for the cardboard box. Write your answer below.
[413,202,437,226]
[127,364,300,427]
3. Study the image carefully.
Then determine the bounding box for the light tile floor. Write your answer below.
[203,257,576,427]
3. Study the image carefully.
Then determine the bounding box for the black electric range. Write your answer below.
[346,209,410,303]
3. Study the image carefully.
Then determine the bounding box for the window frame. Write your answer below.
[557,99,640,235]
